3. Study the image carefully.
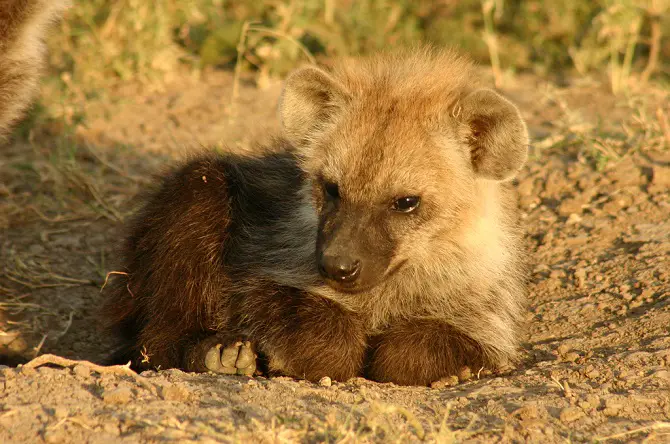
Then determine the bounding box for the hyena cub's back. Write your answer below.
[103,45,530,386]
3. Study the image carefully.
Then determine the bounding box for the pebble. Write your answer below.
[604,398,624,410]
[574,268,587,287]
[431,375,459,389]
[515,403,545,420]
[559,406,585,423]
[578,395,600,409]
[558,199,584,216]
[651,165,670,187]
[564,352,581,363]
[103,387,134,404]
[318,376,332,387]
[557,344,571,356]
[458,366,472,382]
[159,384,191,401]
[584,366,600,379]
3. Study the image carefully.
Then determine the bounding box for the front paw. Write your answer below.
[186,336,258,376]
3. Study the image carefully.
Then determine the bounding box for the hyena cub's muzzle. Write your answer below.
[316,205,396,293]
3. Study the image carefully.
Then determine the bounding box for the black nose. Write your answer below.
[319,255,361,283]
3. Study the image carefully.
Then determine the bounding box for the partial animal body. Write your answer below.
[103,46,530,386]
[0,0,69,140]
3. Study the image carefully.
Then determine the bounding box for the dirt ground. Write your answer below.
[1,66,669,443]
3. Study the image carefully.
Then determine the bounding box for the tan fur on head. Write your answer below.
[278,45,528,181]
[0,0,70,141]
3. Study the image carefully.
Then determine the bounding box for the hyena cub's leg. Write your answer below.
[365,318,491,386]
[225,290,368,382]
[184,335,258,376]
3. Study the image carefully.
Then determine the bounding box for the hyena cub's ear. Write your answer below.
[278,65,350,147]
[458,89,529,181]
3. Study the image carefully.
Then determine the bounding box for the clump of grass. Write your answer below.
[42,0,669,109]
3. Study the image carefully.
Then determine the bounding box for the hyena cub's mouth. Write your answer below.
[317,254,408,294]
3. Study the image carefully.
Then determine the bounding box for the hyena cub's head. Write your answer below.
[278,46,528,294]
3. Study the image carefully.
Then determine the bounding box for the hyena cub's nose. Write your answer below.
[319,255,361,283]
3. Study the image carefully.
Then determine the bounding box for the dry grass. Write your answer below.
[35,0,669,125]
[532,78,669,170]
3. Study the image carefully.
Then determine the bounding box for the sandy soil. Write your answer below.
[1,67,669,443]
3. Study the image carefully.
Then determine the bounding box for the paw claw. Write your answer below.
[235,343,256,369]
[204,344,223,372]
[220,343,241,368]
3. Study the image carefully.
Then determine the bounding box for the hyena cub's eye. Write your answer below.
[323,181,340,200]
[392,196,421,213]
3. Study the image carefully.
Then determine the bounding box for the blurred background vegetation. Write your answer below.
[39,0,669,124]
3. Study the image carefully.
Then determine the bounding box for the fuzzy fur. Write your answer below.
[102,45,530,386]
[0,0,69,141]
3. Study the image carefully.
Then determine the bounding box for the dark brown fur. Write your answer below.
[103,45,530,386]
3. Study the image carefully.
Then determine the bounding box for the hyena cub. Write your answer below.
[0,0,70,140]
[103,46,529,386]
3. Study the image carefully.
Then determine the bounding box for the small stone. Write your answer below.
[318,376,332,387]
[574,268,587,287]
[564,352,581,363]
[604,398,624,410]
[557,344,571,356]
[103,387,133,404]
[514,403,545,421]
[72,364,91,378]
[457,366,472,382]
[559,199,584,216]
[550,269,566,279]
[559,407,585,423]
[431,375,459,389]
[159,384,190,401]
[584,366,600,379]
[102,421,120,436]
[651,165,670,187]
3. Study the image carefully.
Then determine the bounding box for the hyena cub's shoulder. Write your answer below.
[0,0,70,140]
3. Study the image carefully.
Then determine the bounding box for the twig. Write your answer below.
[23,354,156,394]
[4,274,83,289]
[247,26,316,65]
[100,271,134,298]
[33,334,48,358]
[550,375,566,392]
[54,311,74,340]
[25,205,84,223]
